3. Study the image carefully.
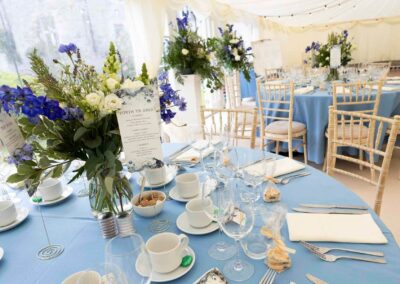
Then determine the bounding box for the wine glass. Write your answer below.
[199,170,237,261]
[105,234,152,284]
[219,178,255,282]
[188,124,211,171]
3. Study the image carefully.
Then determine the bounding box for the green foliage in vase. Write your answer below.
[163,10,223,92]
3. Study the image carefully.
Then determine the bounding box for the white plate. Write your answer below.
[177,212,219,235]
[30,186,73,206]
[0,207,29,232]
[0,247,4,260]
[138,166,177,189]
[136,247,195,283]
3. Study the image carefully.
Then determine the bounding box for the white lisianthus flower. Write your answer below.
[86,91,104,107]
[121,79,144,90]
[103,93,122,112]
[326,56,329,60]
[106,78,119,91]
[234,55,241,61]
[229,38,239,44]
[181,48,189,55]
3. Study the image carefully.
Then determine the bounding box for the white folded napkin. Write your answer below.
[174,144,214,163]
[286,213,388,244]
[245,157,305,177]
[295,86,314,95]
[335,86,351,94]
[373,85,400,92]
[386,79,400,84]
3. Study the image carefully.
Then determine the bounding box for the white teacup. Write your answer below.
[38,178,63,201]
[175,173,199,198]
[144,166,167,185]
[146,232,189,274]
[186,198,213,228]
[61,270,102,284]
[0,200,17,227]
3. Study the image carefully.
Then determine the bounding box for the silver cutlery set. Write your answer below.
[259,268,277,284]
[301,241,386,264]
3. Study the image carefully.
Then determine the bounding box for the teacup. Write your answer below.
[146,232,189,274]
[38,178,63,201]
[0,200,17,227]
[175,173,199,198]
[61,270,102,284]
[144,166,166,185]
[186,198,213,228]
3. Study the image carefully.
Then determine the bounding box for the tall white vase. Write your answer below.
[162,74,203,142]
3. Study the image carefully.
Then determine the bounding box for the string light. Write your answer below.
[263,0,355,19]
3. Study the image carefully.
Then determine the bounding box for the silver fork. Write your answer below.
[276,172,310,184]
[259,268,277,284]
[309,248,386,264]
[300,241,384,257]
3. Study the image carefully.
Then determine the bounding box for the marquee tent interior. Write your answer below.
[0,1,400,284]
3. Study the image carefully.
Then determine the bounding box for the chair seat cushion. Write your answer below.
[265,121,306,135]
[325,124,369,139]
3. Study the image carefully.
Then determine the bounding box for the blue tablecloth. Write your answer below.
[240,71,400,164]
[1,144,399,284]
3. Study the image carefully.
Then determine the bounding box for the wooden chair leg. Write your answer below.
[303,133,308,165]
[359,149,364,170]
[288,139,293,160]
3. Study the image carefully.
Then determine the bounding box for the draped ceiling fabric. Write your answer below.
[217,0,400,67]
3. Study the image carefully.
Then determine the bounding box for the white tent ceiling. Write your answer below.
[217,0,400,26]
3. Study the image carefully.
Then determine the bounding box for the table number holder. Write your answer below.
[36,200,64,260]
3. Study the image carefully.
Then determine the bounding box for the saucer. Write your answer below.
[136,247,195,282]
[169,182,211,203]
[177,212,219,235]
[0,207,29,232]
[30,186,73,206]
[138,166,177,189]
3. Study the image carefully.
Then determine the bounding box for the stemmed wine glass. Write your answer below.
[199,170,237,261]
[105,234,152,284]
[219,178,255,282]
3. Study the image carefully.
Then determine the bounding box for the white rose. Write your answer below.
[234,55,241,61]
[232,48,238,56]
[103,93,122,112]
[181,48,189,55]
[86,91,104,107]
[229,38,239,44]
[121,79,144,90]
[106,78,119,91]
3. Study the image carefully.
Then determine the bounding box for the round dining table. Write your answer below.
[240,70,400,164]
[0,144,399,284]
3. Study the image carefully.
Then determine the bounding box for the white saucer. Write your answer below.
[138,166,177,188]
[169,182,211,203]
[177,212,219,235]
[0,247,4,260]
[0,207,29,232]
[30,186,74,206]
[136,247,195,282]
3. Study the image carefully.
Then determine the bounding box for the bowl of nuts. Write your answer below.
[132,190,166,217]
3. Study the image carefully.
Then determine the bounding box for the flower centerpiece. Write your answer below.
[305,30,353,80]
[304,41,321,68]
[163,10,223,92]
[210,24,253,81]
[0,42,184,218]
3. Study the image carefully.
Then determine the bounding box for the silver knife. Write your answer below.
[167,144,192,160]
[306,273,328,284]
[239,157,274,170]
[293,207,368,214]
[300,204,368,210]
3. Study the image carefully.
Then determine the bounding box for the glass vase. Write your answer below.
[89,173,133,217]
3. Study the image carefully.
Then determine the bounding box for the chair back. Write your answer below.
[256,82,295,133]
[224,72,241,109]
[327,107,400,215]
[200,106,258,148]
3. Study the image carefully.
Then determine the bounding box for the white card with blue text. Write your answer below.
[0,112,25,154]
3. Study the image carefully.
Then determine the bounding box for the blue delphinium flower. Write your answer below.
[342,30,348,38]
[42,99,65,120]
[62,107,83,121]
[305,46,311,53]
[58,43,77,54]
[158,71,186,123]
[21,95,41,117]
[177,10,189,31]
[7,143,34,166]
